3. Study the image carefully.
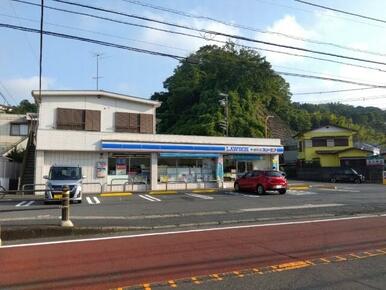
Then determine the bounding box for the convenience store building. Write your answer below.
[33,90,283,192]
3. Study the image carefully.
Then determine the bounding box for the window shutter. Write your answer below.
[129,113,139,132]
[57,108,72,129]
[140,114,154,133]
[115,112,130,132]
[85,110,101,131]
[72,109,84,130]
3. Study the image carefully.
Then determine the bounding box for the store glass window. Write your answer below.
[158,157,214,183]
[108,153,150,183]
[224,157,237,181]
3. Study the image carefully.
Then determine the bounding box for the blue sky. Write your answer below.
[0,0,386,109]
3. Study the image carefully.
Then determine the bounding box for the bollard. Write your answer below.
[61,185,74,228]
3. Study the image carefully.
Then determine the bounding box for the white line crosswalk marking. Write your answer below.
[185,193,214,200]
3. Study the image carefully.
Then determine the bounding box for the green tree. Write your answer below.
[9,99,37,114]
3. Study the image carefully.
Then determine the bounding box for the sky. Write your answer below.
[0,0,386,109]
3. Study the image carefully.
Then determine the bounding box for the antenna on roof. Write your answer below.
[92,52,106,90]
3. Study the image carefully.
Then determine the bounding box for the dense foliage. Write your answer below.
[8,100,37,114]
[151,44,385,145]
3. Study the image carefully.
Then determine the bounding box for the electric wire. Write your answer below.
[2,22,386,90]
[46,0,386,66]
[11,0,386,73]
[121,0,386,57]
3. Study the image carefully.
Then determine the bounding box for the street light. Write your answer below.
[265,115,274,138]
[219,93,229,136]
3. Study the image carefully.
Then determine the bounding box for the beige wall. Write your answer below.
[0,114,28,154]
[38,95,156,132]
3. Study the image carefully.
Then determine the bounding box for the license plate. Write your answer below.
[53,194,62,200]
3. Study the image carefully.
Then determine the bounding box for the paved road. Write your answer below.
[0,183,385,230]
[1,216,385,289]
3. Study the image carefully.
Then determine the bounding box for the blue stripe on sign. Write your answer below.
[102,142,225,152]
[160,153,220,158]
[101,142,284,154]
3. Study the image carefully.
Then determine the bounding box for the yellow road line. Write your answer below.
[168,280,177,288]
[233,271,244,277]
[149,191,177,195]
[100,192,133,197]
[210,274,223,281]
[191,277,201,284]
[191,189,216,193]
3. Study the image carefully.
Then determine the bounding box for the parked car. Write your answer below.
[234,170,288,194]
[329,168,364,184]
[44,165,85,203]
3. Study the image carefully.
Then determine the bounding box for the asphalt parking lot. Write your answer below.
[0,182,385,230]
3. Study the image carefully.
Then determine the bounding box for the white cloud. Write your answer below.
[2,76,55,104]
[140,11,240,55]
[257,15,316,65]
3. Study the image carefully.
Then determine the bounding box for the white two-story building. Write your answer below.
[32,90,284,192]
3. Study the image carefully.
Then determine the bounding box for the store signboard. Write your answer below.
[102,141,284,155]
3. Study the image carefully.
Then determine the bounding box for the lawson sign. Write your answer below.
[101,141,284,154]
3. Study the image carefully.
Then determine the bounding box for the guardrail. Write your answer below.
[82,182,103,194]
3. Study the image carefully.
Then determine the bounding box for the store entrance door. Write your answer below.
[236,161,253,177]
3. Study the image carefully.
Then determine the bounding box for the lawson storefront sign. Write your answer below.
[101,141,284,154]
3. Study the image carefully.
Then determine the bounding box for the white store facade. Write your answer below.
[33,90,284,193]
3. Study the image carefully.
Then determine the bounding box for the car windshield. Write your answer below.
[49,167,81,180]
[265,171,283,177]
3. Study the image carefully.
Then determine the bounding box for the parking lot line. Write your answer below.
[100,192,132,197]
[15,201,35,207]
[139,194,161,202]
[185,193,214,200]
[93,197,101,204]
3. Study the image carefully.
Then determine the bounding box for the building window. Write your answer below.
[108,153,150,183]
[335,138,348,146]
[312,138,327,147]
[56,108,100,131]
[10,123,28,136]
[115,112,153,133]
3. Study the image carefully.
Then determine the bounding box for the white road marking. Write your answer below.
[93,196,101,204]
[4,213,386,249]
[86,196,94,205]
[318,188,360,193]
[241,194,260,198]
[139,194,161,202]
[15,201,34,207]
[287,191,318,196]
[239,203,344,212]
[185,193,214,200]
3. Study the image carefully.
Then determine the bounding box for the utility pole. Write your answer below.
[38,0,44,102]
[93,53,104,90]
[219,93,229,137]
[265,115,274,138]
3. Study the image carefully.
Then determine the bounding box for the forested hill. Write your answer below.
[295,103,386,136]
[151,44,386,145]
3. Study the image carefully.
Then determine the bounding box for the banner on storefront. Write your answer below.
[101,141,284,155]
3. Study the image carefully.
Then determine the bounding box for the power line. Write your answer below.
[312,94,386,104]
[2,22,386,90]
[12,0,386,73]
[121,0,386,57]
[0,90,11,106]
[295,0,386,24]
[256,0,385,29]
[292,87,378,95]
[47,0,386,66]
[0,81,18,105]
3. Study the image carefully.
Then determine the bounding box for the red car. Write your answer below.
[234,170,287,194]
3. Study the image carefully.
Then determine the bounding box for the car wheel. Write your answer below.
[234,183,240,192]
[330,177,336,183]
[354,178,361,184]
[279,189,286,194]
[257,184,265,195]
